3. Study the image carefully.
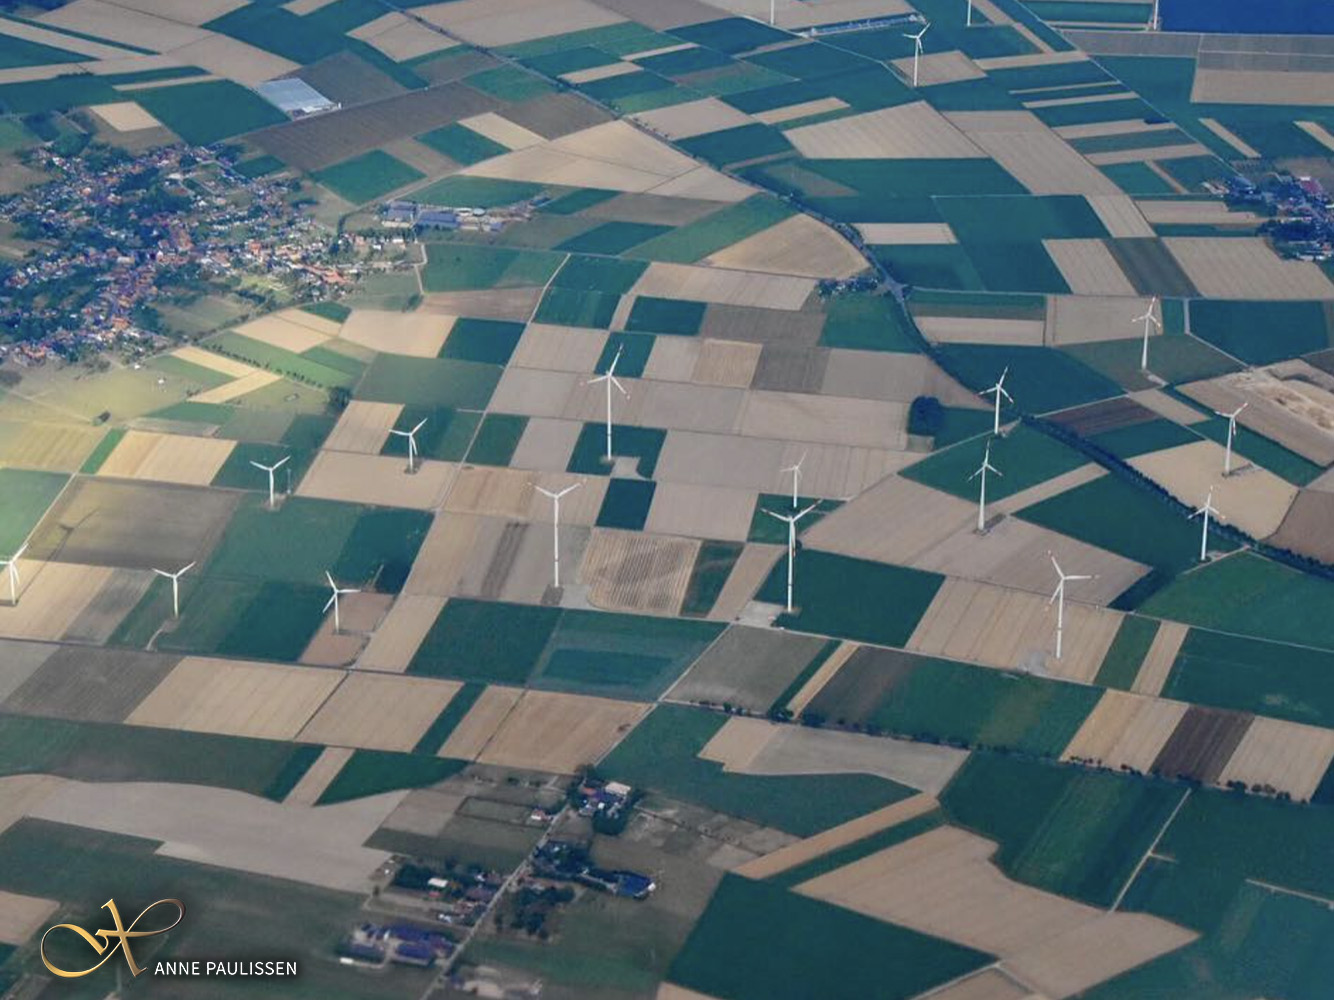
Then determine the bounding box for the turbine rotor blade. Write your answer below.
[323,593,336,613]
[273,455,290,470]
[325,570,336,590]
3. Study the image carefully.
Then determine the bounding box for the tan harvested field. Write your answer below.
[339,309,448,356]
[1199,117,1262,159]
[736,391,905,449]
[1055,118,1177,141]
[703,214,867,280]
[96,429,235,485]
[350,13,456,61]
[753,96,849,125]
[991,463,1108,514]
[825,351,982,407]
[908,578,1123,683]
[402,513,484,597]
[416,0,624,46]
[0,16,133,59]
[298,451,454,510]
[698,0,914,30]
[891,49,984,86]
[458,111,545,150]
[1128,440,1298,538]
[631,262,815,310]
[0,891,57,946]
[787,101,983,159]
[167,34,297,87]
[735,793,938,879]
[282,746,355,807]
[1179,367,1334,466]
[656,986,722,1000]
[975,48,1090,72]
[706,542,782,621]
[510,417,584,472]
[192,369,281,404]
[642,166,754,203]
[301,594,391,665]
[641,335,703,384]
[1086,193,1155,237]
[945,110,1120,195]
[0,775,63,837]
[804,475,976,564]
[1130,619,1188,696]
[917,970,1033,1000]
[109,0,245,24]
[234,313,331,354]
[797,826,1196,999]
[0,562,116,641]
[786,641,857,715]
[0,65,82,85]
[438,683,522,759]
[581,529,699,615]
[1046,293,1157,345]
[1271,490,1334,562]
[1165,237,1334,299]
[1025,91,1136,110]
[91,101,164,131]
[488,367,578,418]
[576,380,742,436]
[634,97,753,139]
[1135,200,1264,226]
[918,314,1046,346]
[1217,716,1334,801]
[857,222,957,244]
[1131,387,1211,425]
[511,323,606,372]
[39,0,207,50]
[1062,689,1189,771]
[357,594,446,672]
[447,466,606,525]
[475,689,648,772]
[645,482,756,541]
[323,400,403,454]
[1045,239,1136,295]
[1193,67,1334,107]
[0,420,102,472]
[1086,142,1211,166]
[692,338,761,387]
[1296,120,1334,153]
[562,61,639,84]
[127,657,342,740]
[299,672,462,751]
[698,715,774,770]
[171,344,256,377]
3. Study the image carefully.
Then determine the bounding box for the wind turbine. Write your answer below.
[781,452,806,509]
[1191,488,1223,562]
[1218,403,1247,476]
[768,0,775,25]
[965,0,974,26]
[389,417,428,474]
[1133,297,1160,372]
[587,347,629,465]
[323,571,359,633]
[0,543,26,605]
[249,455,290,509]
[533,481,581,590]
[765,503,818,614]
[981,366,1012,436]
[152,561,195,618]
[1147,0,1160,31]
[1048,552,1094,661]
[905,23,929,87]
[969,441,1002,533]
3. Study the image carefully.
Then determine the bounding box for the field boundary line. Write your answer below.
[1246,877,1334,908]
[1111,785,1190,911]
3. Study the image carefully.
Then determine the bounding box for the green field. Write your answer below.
[1192,413,1324,486]
[312,150,424,204]
[902,423,1087,502]
[634,195,793,263]
[78,428,125,474]
[210,440,316,496]
[1142,552,1334,651]
[533,286,618,327]
[132,80,286,145]
[464,412,526,466]
[207,331,357,389]
[0,468,66,554]
[821,292,918,352]
[941,754,1185,906]
[938,195,1109,243]
[601,705,916,836]
[624,295,705,335]
[595,477,655,530]
[0,33,85,69]
[416,121,508,164]
[1094,615,1161,689]
[411,599,561,684]
[412,175,545,208]
[317,750,467,805]
[440,317,525,365]
[669,874,991,1000]
[677,122,793,167]
[1189,300,1331,364]
[421,243,563,292]
[556,220,671,255]
[355,354,501,408]
[933,343,1122,412]
[549,253,647,293]
[1063,331,1240,389]
[568,421,664,477]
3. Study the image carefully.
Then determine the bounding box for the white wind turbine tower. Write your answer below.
[1133,297,1160,371]
[389,417,428,474]
[768,0,775,25]
[965,0,974,27]
[587,347,629,465]
[781,452,806,509]
[323,570,359,633]
[1218,403,1247,476]
[1048,552,1094,661]
[969,441,1001,533]
[905,23,929,87]
[1191,488,1223,562]
[533,481,581,590]
[982,366,1012,436]
[0,542,26,605]
[1147,0,1160,31]
[765,502,818,614]
[152,561,195,618]
[250,455,290,509]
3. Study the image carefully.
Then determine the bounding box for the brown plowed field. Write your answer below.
[1151,705,1253,783]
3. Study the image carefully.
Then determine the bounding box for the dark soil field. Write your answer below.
[1150,705,1253,784]
[0,647,177,724]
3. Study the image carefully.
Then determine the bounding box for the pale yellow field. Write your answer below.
[1193,67,1334,107]
[437,683,522,759]
[1055,118,1178,141]
[0,775,63,837]
[402,513,484,597]
[96,430,235,485]
[704,214,867,280]
[1180,366,1334,467]
[340,310,449,357]
[234,313,331,354]
[797,826,1196,999]
[644,482,756,541]
[1131,388,1211,426]
[917,314,1046,345]
[975,48,1090,72]
[0,66,83,85]
[350,12,456,61]
[323,400,403,455]
[0,562,116,641]
[1128,440,1298,538]
[562,61,638,84]
[0,891,57,946]
[753,96,848,126]
[298,451,454,509]
[1045,239,1136,295]
[458,111,545,150]
[282,746,355,807]
[1218,716,1334,801]
[736,391,904,449]
[1062,689,1189,772]
[785,641,857,716]
[128,657,342,740]
[1131,620,1189,696]
[167,34,297,87]
[192,369,281,404]
[699,715,774,771]
[416,0,624,47]
[640,167,753,203]
[357,594,445,673]
[857,222,957,244]
[804,475,976,564]
[300,593,391,666]
[0,16,131,59]
[703,0,914,31]
[735,794,938,879]
[1166,236,1334,299]
[171,344,256,378]
[1087,143,1211,167]
[891,49,984,86]
[633,97,753,139]
[691,338,760,388]
[581,529,699,615]
[707,542,783,621]
[787,101,983,159]
[1086,193,1155,237]
[1046,293,1156,345]
[1135,200,1264,226]
[107,0,245,25]
[1199,117,1262,158]
[918,970,1033,1000]
[298,672,463,752]
[631,262,814,310]
[476,690,648,773]
[39,0,207,51]
[511,324,607,372]
[91,101,163,131]
[946,110,1121,195]
[1295,120,1334,153]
